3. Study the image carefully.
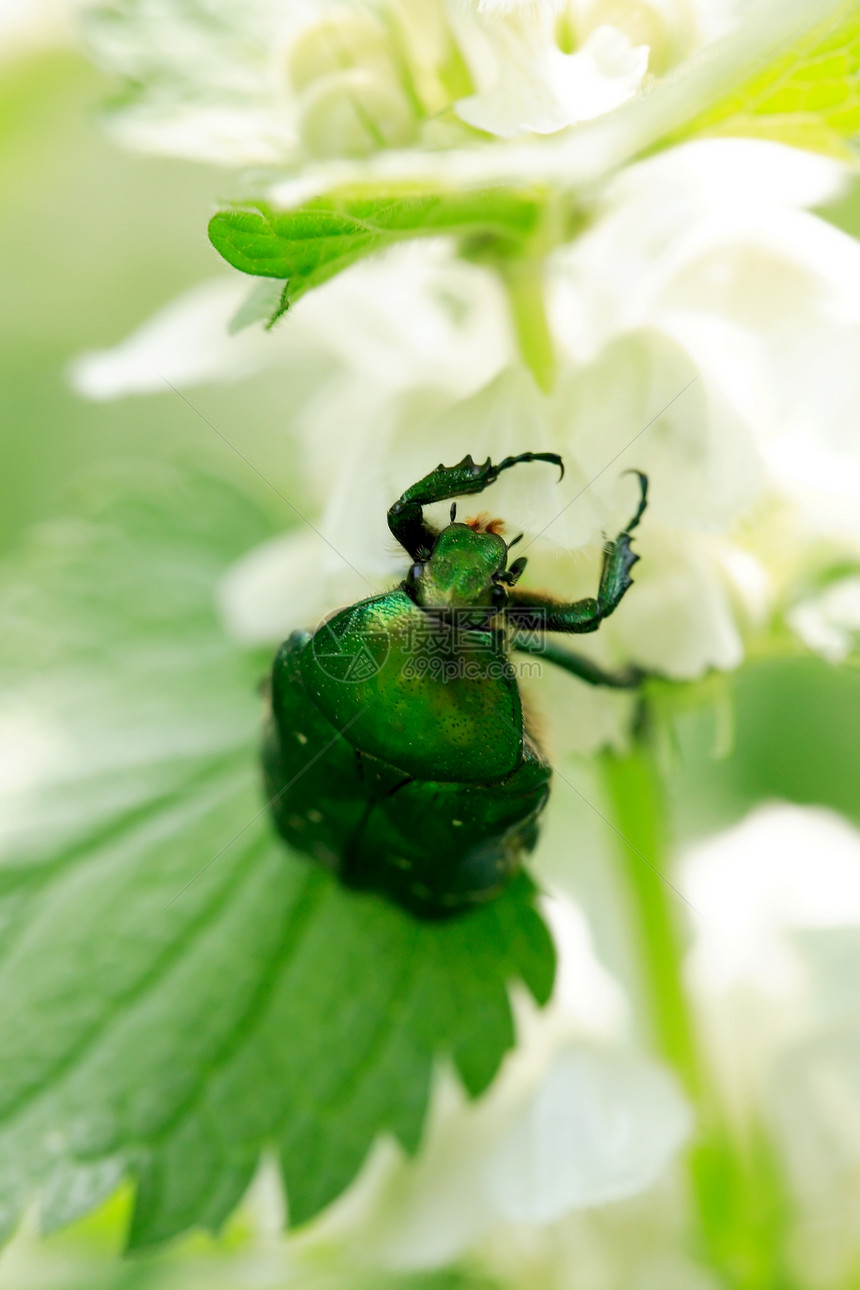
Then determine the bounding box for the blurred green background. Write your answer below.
[0,46,323,555]
[3,37,860,1290]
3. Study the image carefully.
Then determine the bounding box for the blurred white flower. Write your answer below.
[452,12,649,137]
[84,0,442,165]
[684,803,860,998]
[0,0,79,59]
[681,804,860,1287]
[70,278,277,398]
[218,527,374,643]
[293,894,690,1272]
[573,0,731,71]
[787,577,860,664]
[72,247,512,405]
[83,0,735,167]
[340,1047,690,1270]
[74,136,860,717]
[682,803,860,1112]
[486,1046,689,1220]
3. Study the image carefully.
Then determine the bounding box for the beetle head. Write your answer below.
[405,523,527,617]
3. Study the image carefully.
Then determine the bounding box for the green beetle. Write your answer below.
[263,452,647,918]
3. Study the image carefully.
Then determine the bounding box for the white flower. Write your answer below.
[72,246,511,404]
[451,10,649,137]
[292,895,690,1271]
[70,278,277,399]
[682,803,860,1111]
[340,1048,689,1270]
[787,577,860,664]
[567,139,860,546]
[684,804,860,998]
[83,0,736,167]
[681,805,860,1286]
[486,1046,690,1221]
[0,0,79,60]
[74,137,860,707]
[573,0,728,72]
[84,0,444,165]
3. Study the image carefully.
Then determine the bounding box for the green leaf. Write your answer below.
[680,0,860,156]
[209,185,545,318]
[0,464,555,1249]
[228,279,286,334]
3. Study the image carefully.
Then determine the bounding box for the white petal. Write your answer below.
[604,136,845,225]
[550,25,650,124]
[85,0,309,166]
[104,103,297,166]
[540,895,631,1037]
[520,648,637,758]
[548,326,763,534]
[684,804,860,994]
[293,248,513,396]
[239,0,853,190]
[573,0,702,74]
[0,0,76,59]
[607,526,746,677]
[486,1047,691,1221]
[679,807,860,1124]
[554,139,847,357]
[71,247,511,407]
[550,140,860,545]
[787,577,860,663]
[687,804,860,934]
[456,15,648,137]
[69,278,277,399]
[325,1039,689,1269]
[768,439,860,544]
[295,891,671,1268]
[217,528,374,646]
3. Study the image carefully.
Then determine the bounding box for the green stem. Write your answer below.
[501,262,557,395]
[602,741,702,1095]
[601,738,797,1289]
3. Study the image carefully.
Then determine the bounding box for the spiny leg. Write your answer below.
[388,451,564,561]
[513,635,644,688]
[506,472,648,634]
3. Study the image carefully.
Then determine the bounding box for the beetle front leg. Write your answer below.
[507,472,647,634]
[388,451,564,560]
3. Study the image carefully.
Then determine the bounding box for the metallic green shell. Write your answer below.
[302,590,522,782]
[264,590,551,918]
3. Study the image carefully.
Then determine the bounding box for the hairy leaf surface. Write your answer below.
[682,0,860,156]
[0,466,555,1249]
[209,186,544,322]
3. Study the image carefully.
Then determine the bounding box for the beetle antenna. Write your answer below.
[507,533,523,552]
[499,555,528,586]
[450,503,457,523]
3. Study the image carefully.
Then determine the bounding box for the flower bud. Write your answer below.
[286,14,397,94]
[572,0,696,73]
[297,68,417,159]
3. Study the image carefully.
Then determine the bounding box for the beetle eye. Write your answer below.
[406,562,423,588]
[491,582,508,609]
